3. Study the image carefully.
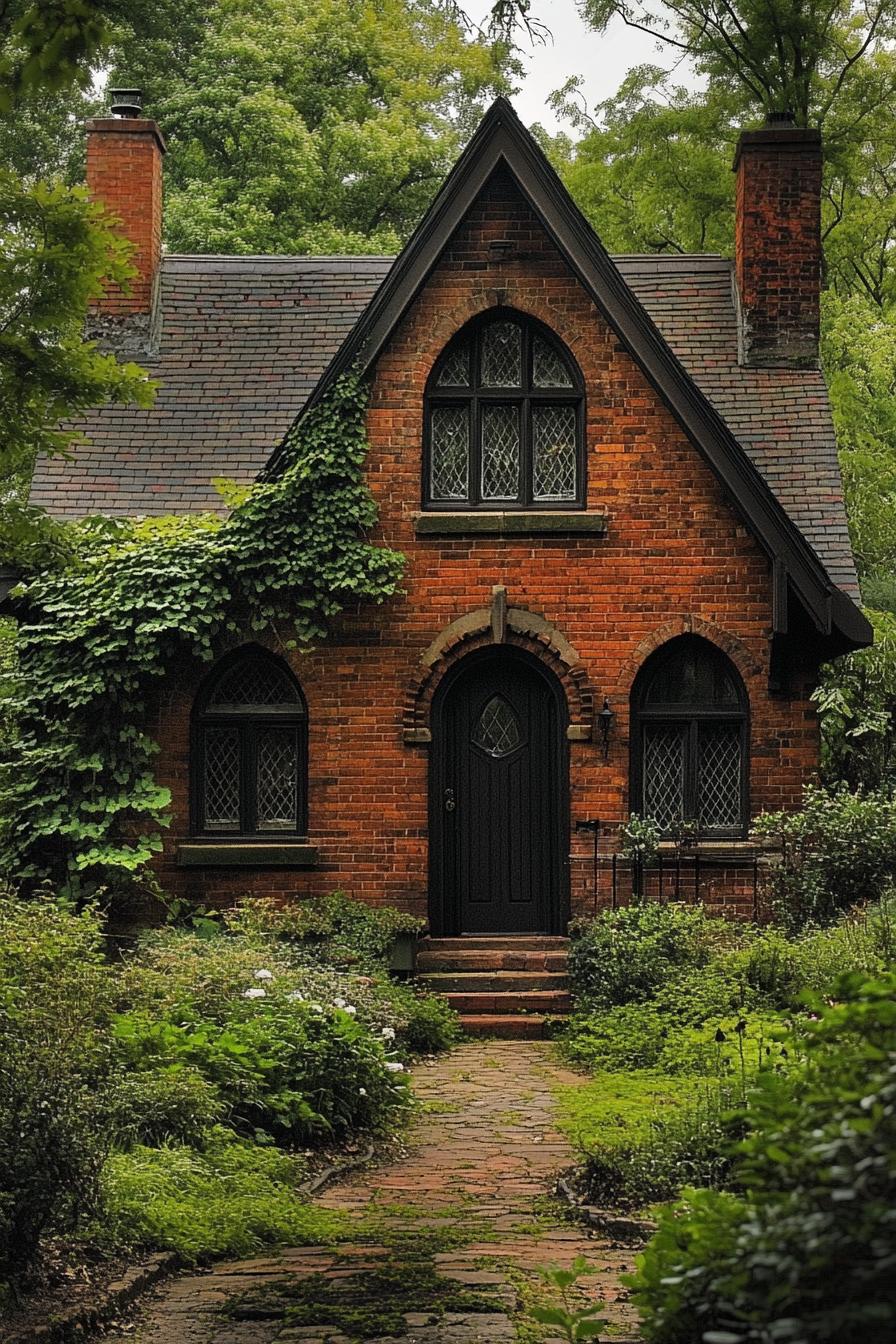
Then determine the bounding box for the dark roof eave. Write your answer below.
[261,97,867,651]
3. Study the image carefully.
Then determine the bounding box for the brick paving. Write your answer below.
[104,1043,642,1343]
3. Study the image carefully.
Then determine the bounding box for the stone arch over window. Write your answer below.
[192,646,308,837]
[403,599,595,744]
[424,309,585,509]
[630,635,749,838]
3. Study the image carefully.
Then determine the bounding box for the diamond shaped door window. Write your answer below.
[472,695,522,758]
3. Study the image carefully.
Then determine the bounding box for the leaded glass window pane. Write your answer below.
[472,696,521,758]
[643,724,685,830]
[203,727,241,831]
[481,404,520,500]
[430,406,469,500]
[481,321,522,387]
[256,727,298,830]
[532,335,574,387]
[698,724,742,830]
[644,642,741,708]
[533,405,577,500]
[211,659,300,709]
[436,341,471,387]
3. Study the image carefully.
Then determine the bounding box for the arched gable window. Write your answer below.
[424,311,585,509]
[192,649,307,837]
[631,636,748,837]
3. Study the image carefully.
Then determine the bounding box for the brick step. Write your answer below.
[442,989,571,1015]
[459,1013,554,1040]
[419,970,569,993]
[416,948,569,973]
[419,936,569,953]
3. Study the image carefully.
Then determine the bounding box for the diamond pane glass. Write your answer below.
[256,727,298,830]
[481,320,522,387]
[472,696,521,758]
[481,404,520,500]
[436,342,471,387]
[533,405,577,500]
[430,406,469,500]
[698,724,742,830]
[211,658,300,709]
[532,335,574,387]
[643,725,685,830]
[203,727,241,830]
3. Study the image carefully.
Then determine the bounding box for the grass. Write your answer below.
[552,1071,698,1154]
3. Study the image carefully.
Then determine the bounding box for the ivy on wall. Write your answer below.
[0,374,405,900]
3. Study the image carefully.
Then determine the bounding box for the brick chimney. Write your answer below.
[733,114,822,367]
[86,89,166,316]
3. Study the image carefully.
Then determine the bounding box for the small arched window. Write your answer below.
[631,636,748,837]
[193,649,307,837]
[424,312,585,510]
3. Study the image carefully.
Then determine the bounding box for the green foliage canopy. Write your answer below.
[109,0,512,255]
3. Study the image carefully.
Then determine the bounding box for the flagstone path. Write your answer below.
[105,1042,643,1343]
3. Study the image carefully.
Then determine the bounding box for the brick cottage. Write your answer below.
[33,95,870,946]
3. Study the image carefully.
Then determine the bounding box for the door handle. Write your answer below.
[444,788,456,813]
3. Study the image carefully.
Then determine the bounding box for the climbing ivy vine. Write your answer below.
[0,374,404,900]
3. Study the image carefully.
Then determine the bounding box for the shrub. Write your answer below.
[0,894,116,1281]
[226,893,423,972]
[112,999,408,1145]
[109,1067,223,1148]
[755,783,896,930]
[384,984,462,1055]
[99,1129,345,1261]
[629,973,896,1342]
[568,904,726,1008]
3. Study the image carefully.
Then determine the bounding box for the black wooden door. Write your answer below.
[431,651,567,935]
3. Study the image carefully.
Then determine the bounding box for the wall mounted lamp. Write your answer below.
[599,697,614,760]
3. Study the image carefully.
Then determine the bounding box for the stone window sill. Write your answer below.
[176,842,318,868]
[413,511,608,537]
[656,840,758,862]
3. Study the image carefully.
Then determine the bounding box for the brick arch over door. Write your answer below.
[403,604,595,745]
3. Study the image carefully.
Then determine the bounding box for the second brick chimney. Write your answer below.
[733,114,822,368]
[86,89,166,317]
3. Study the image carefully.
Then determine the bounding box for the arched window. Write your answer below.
[631,636,748,837]
[424,312,585,509]
[193,649,307,837]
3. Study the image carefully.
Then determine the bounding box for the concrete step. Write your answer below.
[442,989,571,1015]
[419,936,569,953]
[459,1013,554,1040]
[416,948,569,973]
[419,970,569,993]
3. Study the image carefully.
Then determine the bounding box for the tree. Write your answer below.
[108,0,513,255]
[0,2,156,569]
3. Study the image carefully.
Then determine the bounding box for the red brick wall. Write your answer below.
[149,168,822,922]
[734,124,822,368]
[86,118,165,315]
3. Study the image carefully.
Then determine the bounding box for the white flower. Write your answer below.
[385,1061,404,1073]
[287,990,305,1002]
[380,1026,396,1041]
[309,1003,323,1013]
[345,1005,357,1016]
[243,987,267,1000]
[333,997,347,1008]
[359,1087,367,1096]
[254,969,273,981]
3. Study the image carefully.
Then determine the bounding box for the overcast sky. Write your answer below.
[487,0,689,132]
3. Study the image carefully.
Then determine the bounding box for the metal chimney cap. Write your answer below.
[109,88,143,118]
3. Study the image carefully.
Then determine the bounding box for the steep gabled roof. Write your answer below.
[260,97,868,650]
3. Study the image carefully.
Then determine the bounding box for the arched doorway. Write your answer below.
[429,646,569,935]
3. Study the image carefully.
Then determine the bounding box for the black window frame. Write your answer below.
[630,636,749,840]
[191,648,308,839]
[423,309,586,511]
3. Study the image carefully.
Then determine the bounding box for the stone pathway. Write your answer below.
[105,1043,642,1343]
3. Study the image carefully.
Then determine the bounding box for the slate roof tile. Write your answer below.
[29,251,858,596]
